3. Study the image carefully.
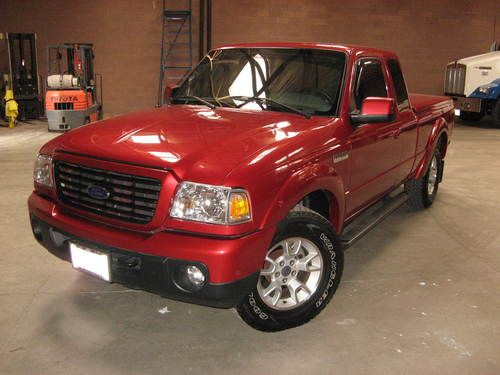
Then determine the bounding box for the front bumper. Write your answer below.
[28,193,275,308]
[449,96,482,113]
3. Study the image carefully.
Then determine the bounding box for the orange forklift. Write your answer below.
[45,43,102,131]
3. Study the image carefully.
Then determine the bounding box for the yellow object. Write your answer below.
[229,192,251,222]
[4,89,18,128]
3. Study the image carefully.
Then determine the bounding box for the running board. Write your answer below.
[340,192,409,249]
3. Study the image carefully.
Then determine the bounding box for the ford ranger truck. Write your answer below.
[444,50,500,126]
[29,43,454,331]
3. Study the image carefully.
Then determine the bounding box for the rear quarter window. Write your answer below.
[387,59,409,109]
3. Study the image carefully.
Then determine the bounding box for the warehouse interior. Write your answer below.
[1,0,499,116]
[0,1,499,374]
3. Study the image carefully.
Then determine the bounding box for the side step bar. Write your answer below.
[340,192,409,249]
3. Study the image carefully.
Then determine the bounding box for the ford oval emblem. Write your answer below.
[87,185,110,200]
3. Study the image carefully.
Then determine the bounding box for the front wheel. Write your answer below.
[236,210,343,332]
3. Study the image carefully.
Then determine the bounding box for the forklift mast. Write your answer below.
[0,32,42,120]
[46,43,95,89]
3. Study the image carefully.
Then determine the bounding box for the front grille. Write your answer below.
[444,63,466,95]
[54,102,74,110]
[54,161,161,224]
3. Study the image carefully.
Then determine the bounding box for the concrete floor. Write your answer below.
[0,118,499,375]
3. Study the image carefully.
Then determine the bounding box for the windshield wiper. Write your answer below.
[173,95,216,109]
[226,95,311,119]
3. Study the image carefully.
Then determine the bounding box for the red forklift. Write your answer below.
[45,43,102,131]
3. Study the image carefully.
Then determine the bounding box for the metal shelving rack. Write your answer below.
[157,0,193,106]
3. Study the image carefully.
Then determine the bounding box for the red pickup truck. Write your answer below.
[29,43,454,331]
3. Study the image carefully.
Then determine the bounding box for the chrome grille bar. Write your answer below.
[54,161,161,224]
[444,63,466,95]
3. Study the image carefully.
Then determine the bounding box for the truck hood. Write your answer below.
[456,51,500,67]
[455,51,500,96]
[44,105,331,184]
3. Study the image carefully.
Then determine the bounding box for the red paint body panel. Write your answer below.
[29,43,454,287]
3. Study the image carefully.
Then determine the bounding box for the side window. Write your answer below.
[352,59,387,111]
[387,59,409,108]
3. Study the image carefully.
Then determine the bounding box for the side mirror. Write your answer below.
[350,97,396,125]
[163,83,179,104]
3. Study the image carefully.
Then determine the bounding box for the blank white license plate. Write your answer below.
[70,242,111,282]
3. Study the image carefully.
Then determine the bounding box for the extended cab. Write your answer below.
[29,43,454,331]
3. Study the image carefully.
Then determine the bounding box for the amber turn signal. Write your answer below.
[228,192,251,223]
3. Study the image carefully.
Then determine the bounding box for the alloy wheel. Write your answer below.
[257,237,323,311]
[427,155,438,196]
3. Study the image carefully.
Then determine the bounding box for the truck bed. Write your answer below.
[410,93,454,116]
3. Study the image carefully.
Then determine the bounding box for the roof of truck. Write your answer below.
[214,42,398,58]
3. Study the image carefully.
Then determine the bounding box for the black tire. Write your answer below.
[405,146,443,210]
[492,100,500,128]
[459,111,484,122]
[236,210,343,332]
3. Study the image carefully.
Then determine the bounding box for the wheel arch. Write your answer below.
[415,117,450,179]
[259,163,345,234]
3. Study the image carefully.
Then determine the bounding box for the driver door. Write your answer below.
[346,58,402,216]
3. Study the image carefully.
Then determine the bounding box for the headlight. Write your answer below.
[170,182,251,224]
[33,154,54,187]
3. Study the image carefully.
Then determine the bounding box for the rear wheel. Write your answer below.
[405,147,443,209]
[237,210,343,332]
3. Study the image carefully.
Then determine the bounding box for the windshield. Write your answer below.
[172,48,346,116]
